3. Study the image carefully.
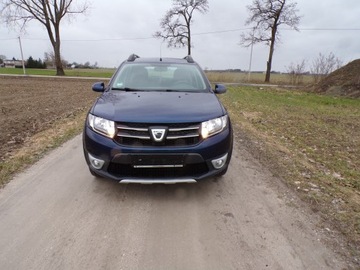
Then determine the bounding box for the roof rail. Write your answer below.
[128,54,140,62]
[184,55,194,63]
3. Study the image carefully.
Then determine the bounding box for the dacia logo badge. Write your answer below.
[150,128,167,142]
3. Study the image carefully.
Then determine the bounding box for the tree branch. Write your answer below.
[154,0,209,54]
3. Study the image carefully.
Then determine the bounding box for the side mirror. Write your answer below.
[92,82,105,92]
[214,84,227,94]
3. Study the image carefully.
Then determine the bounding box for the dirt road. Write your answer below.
[0,135,348,269]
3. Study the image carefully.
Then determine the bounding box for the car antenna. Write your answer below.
[160,41,163,61]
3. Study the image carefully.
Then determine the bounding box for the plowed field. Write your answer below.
[0,76,102,161]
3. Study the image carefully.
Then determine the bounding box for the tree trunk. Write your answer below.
[54,27,65,76]
[53,44,64,76]
[187,38,191,55]
[265,38,275,83]
[187,24,191,55]
[265,57,272,82]
[265,28,277,83]
[44,16,65,76]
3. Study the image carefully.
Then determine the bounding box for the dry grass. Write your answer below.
[220,85,360,256]
[205,71,314,85]
[0,111,87,187]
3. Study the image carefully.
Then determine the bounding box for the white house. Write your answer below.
[3,59,24,68]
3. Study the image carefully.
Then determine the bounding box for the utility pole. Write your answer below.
[247,27,255,82]
[160,41,164,60]
[18,36,26,75]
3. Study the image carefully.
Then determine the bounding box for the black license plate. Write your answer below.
[132,155,184,166]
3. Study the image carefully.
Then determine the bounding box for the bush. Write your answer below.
[26,56,47,69]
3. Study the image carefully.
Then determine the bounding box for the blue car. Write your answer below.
[83,54,233,184]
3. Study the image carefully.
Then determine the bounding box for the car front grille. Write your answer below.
[107,162,208,178]
[114,122,201,147]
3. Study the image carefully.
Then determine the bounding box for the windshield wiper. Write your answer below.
[164,89,181,92]
[111,87,142,91]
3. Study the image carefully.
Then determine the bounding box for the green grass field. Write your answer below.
[0,67,115,78]
[220,86,360,249]
[0,67,317,85]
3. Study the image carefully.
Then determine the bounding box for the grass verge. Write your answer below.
[0,68,316,85]
[0,110,87,187]
[220,86,360,257]
[0,67,115,78]
[205,71,314,85]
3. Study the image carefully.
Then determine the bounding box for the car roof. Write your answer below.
[126,54,195,64]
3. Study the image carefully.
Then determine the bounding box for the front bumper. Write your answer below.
[83,124,232,183]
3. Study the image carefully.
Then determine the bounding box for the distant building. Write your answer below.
[3,59,24,68]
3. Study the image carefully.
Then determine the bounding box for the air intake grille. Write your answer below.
[108,163,208,178]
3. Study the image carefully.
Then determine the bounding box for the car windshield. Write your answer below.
[111,63,207,92]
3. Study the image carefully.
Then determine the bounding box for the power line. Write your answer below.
[192,28,252,36]
[286,28,360,31]
[1,36,155,42]
[62,36,155,42]
[0,37,18,41]
[1,27,359,42]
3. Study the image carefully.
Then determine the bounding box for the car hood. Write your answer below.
[91,91,226,123]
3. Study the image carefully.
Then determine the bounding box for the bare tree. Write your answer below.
[286,59,306,85]
[240,0,301,82]
[154,0,209,55]
[0,54,6,64]
[310,52,343,83]
[43,50,55,68]
[1,0,89,76]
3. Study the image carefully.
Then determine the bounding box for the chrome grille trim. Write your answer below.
[115,122,201,146]
[117,125,148,132]
[120,179,197,184]
[168,126,199,132]
[167,134,199,140]
[133,165,184,168]
[117,133,151,140]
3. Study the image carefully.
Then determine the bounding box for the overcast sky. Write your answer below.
[1,0,360,72]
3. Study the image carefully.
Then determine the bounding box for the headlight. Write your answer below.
[201,115,228,139]
[88,114,116,138]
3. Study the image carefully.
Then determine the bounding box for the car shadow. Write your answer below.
[91,175,224,203]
